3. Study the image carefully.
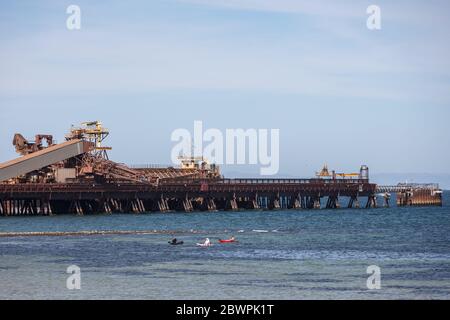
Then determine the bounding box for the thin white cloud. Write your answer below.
[178,0,363,18]
[178,0,450,27]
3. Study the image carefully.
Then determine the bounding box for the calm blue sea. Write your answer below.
[0,192,449,300]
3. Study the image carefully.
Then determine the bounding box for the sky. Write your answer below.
[0,0,449,184]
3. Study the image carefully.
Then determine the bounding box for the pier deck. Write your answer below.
[0,179,377,215]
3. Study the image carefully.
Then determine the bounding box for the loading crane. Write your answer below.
[66,121,112,158]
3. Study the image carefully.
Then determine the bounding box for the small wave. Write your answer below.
[0,230,163,238]
[208,249,450,262]
[0,229,213,238]
[252,230,269,233]
[0,228,253,238]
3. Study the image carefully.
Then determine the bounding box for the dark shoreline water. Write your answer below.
[0,192,449,300]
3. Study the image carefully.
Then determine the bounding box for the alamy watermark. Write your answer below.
[66,265,81,290]
[366,265,381,290]
[65,5,380,32]
[66,5,81,30]
[171,121,280,175]
[367,5,381,30]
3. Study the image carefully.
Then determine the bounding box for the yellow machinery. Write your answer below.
[316,164,331,178]
[316,164,360,179]
[67,121,112,152]
[335,172,360,178]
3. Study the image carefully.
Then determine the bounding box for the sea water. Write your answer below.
[0,192,449,300]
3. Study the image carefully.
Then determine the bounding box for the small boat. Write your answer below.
[197,238,212,247]
[219,239,237,243]
[196,242,213,247]
[168,239,184,246]
[169,241,184,245]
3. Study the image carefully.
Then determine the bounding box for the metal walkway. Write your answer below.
[376,183,441,193]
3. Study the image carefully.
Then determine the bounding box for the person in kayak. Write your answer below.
[196,238,212,247]
[219,236,236,243]
[169,238,183,245]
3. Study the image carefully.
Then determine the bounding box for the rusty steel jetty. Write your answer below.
[0,122,443,216]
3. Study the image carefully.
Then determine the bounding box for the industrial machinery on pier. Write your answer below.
[0,122,220,185]
[0,121,442,216]
[316,164,369,180]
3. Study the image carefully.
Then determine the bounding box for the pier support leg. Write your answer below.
[103,200,112,214]
[252,198,260,210]
[348,196,360,209]
[110,199,122,213]
[13,200,19,215]
[301,196,307,209]
[366,195,377,209]
[313,196,321,209]
[77,201,84,216]
[183,197,193,213]
[348,197,353,208]
[251,194,260,210]
[131,200,139,213]
[158,197,170,213]
[207,198,217,211]
[164,199,170,212]
[157,200,164,212]
[305,197,311,209]
[73,201,84,216]
[228,198,239,211]
[131,199,145,213]
[24,200,34,215]
[3,200,8,216]
[41,201,52,216]
[383,193,391,208]
[293,194,301,209]
[272,198,281,210]
[138,199,145,213]
[40,200,46,215]
[326,196,340,209]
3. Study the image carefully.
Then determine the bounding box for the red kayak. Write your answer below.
[219,239,237,243]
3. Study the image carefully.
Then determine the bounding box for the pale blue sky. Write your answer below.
[0,1,449,180]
